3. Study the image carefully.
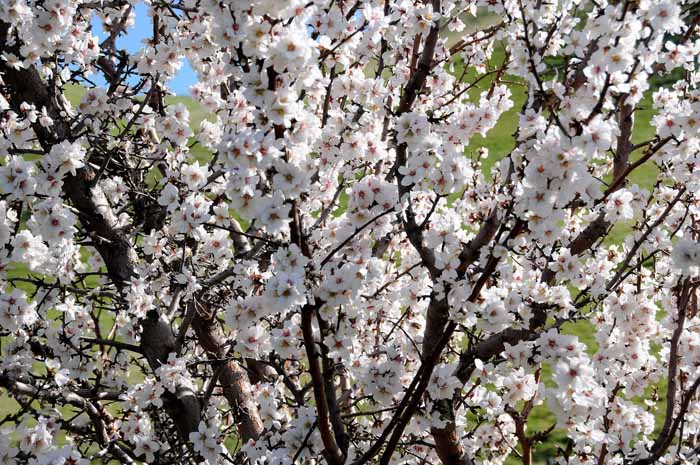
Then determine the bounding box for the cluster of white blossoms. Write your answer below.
[672,238,700,274]
[3,0,700,465]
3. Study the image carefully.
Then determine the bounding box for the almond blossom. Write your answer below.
[1,1,700,465]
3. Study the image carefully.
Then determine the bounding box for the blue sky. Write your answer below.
[91,2,197,95]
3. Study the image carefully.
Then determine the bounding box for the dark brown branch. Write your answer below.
[192,313,264,441]
[0,374,134,462]
[301,302,347,465]
[81,337,143,354]
[605,188,686,292]
[320,207,395,268]
[632,279,694,464]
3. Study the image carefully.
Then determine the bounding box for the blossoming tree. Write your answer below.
[2,0,700,464]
